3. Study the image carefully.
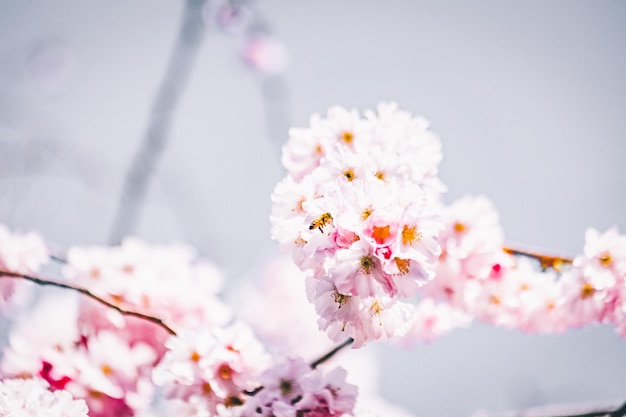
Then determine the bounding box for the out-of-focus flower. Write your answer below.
[243,34,289,75]
[241,357,357,417]
[0,377,89,417]
[152,322,270,416]
[64,237,231,344]
[0,223,49,311]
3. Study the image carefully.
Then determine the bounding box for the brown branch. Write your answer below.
[0,269,176,336]
[243,338,355,397]
[503,246,574,272]
[310,338,353,369]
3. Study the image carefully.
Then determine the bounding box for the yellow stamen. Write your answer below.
[361,207,373,220]
[394,258,410,275]
[581,283,595,299]
[190,352,201,362]
[218,364,232,380]
[343,168,355,181]
[599,252,612,267]
[340,131,354,144]
[454,222,466,233]
[370,300,384,325]
[375,171,385,181]
[372,225,390,244]
[101,364,113,376]
[401,225,421,246]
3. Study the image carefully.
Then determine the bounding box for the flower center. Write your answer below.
[599,252,612,267]
[394,258,410,275]
[360,255,375,274]
[218,364,232,380]
[372,225,390,244]
[402,225,421,245]
[581,283,595,299]
[340,131,354,144]
[333,291,350,307]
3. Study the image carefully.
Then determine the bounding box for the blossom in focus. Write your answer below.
[271,102,445,346]
[0,377,89,417]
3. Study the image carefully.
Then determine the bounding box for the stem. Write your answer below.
[0,269,176,336]
[108,0,206,244]
[503,246,574,271]
[310,338,353,369]
[244,338,355,397]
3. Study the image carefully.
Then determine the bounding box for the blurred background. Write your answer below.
[1,1,625,416]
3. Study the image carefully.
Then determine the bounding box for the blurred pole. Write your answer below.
[108,0,206,244]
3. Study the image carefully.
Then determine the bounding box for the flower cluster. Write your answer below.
[64,238,231,333]
[271,102,446,347]
[242,357,357,417]
[1,237,230,417]
[407,196,626,342]
[152,322,270,416]
[271,103,626,347]
[0,377,89,417]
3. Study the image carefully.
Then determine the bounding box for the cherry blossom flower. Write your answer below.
[0,224,49,311]
[64,238,231,348]
[271,103,447,346]
[0,377,89,417]
[152,322,270,416]
[240,357,357,417]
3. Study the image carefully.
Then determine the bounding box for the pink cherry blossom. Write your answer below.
[0,377,89,417]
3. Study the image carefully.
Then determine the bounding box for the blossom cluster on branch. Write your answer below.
[0,102,625,417]
[0,228,368,417]
[270,102,626,347]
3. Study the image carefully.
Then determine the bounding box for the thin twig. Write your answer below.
[244,338,355,397]
[0,269,176,336]
[108,0,206,244]
[310,338,354,369]
[50,254,67,264]
[503,246,574,271]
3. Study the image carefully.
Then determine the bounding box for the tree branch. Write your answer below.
[310,338,353,369]
[108,0,206,244]
[503,246,574,271]
[0,269,177,336]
